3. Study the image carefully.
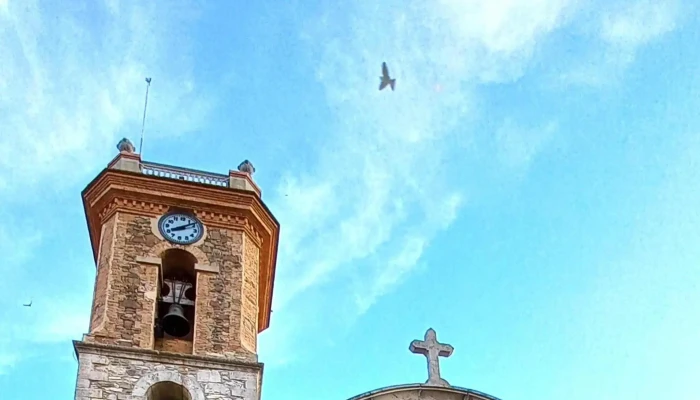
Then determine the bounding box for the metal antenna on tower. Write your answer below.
[139,77,152,156]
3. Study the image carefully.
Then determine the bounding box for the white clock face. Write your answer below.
[158,213,203,245]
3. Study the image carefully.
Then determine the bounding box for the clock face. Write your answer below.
[158,213,204,245]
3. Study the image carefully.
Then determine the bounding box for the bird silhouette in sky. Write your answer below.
[379,62,396,91]
[23,300,32,307]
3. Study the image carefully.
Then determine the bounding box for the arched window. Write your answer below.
[154,248,197,353]
[146,381,192,400]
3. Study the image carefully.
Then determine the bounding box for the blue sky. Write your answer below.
[1,0,699,399]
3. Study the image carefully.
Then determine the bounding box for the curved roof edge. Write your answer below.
[346,383,502,400]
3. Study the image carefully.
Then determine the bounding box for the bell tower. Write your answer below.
[73,138,279,400]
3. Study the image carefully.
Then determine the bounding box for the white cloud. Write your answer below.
[0,220,43,375]
[0,0,671,372]
[5,295,89,343]
[0,352,17,376]
[0,213,89,363]
[573,132,700,397]
[278,0,577,308]
[0,0,214,197]
[557,0,685,87]
[354,235,427,315]
[599,0,679,47]
[0,0,212,373]
[495,118,559,173]
[440,0,578,55]
[0,237,92,374]
[260,0,577,363]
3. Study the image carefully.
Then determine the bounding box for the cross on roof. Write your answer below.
[409,328,454,387]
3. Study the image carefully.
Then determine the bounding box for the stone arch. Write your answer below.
[149,241,210,265]
[146,381,192,400]
[154,246,201,346]
[132,370,205,400]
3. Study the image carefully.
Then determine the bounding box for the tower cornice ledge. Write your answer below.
[81,168,280,332]
[346,383,502,400]
[73,341,264,372]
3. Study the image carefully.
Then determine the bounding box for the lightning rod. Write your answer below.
[139,77,152,156]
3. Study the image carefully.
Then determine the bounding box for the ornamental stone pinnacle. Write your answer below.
[237,159,255,175]
[409,328,454,387]
[116,138,135,153]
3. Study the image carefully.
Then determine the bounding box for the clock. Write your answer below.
[158,212,204,245]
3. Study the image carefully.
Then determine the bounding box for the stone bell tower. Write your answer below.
[73,138,280,400]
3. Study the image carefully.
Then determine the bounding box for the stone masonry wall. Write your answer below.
[86,211,261,362]
[154,337,193,354]
[88,213,159,349]
[240,234,259,353]
[194,228,256,361]
[74,349,261,400]
[89,216,116,334]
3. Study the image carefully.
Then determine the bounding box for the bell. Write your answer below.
[162,304,190,338]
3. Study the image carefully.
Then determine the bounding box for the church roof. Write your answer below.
[346,328,503,400]
[347,383,502,400]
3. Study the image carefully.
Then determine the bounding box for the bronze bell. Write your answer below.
[162,304,190,338]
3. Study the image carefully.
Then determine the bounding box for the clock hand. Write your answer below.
[171,222,196,232]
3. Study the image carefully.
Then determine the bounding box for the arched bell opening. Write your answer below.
[145,381,192,400]
[154,248,197,354]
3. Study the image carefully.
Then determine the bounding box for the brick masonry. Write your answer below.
[74,343,262,400]
[154,337,193,354]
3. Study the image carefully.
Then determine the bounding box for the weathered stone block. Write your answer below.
[88,371,109,381]
[73,343,262,400]
[196,370,222,383]
[75,388,103,398]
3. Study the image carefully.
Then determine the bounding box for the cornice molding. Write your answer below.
[73,340,264,372]
[346,384,502,400]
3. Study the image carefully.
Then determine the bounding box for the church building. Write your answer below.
[72,138,503,400]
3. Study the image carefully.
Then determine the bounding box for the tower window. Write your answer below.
[155,249,197,350]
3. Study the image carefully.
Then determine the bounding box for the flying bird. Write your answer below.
[379,62,396,91]
[23,300,32,307]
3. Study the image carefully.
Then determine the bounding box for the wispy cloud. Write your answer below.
[260,0,577,364]
[0,0,213,198]
[0,208,96,371]
[495,118,559,174]
[599,0,679,47]
[0,217,43,375]
[557,0,685,87]
[0,0,212,372]
[0,0,680,374]
[0,216,100,375]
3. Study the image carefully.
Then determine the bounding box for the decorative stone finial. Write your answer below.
[116,138,135,153]
[409,328,454,387]
[237,159,255,175]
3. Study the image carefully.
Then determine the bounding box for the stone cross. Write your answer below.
[409,328,454,387]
